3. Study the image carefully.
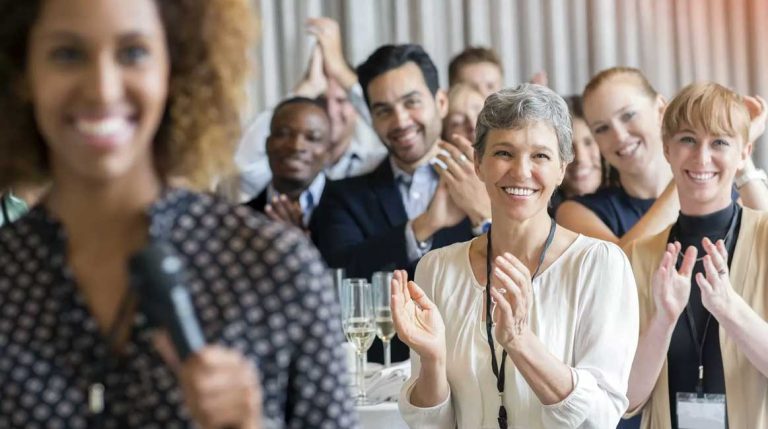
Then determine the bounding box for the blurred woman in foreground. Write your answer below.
[0,0,355,427]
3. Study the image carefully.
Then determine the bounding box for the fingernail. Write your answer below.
[430,158,448,170]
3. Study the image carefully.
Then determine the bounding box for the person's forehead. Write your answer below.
[450,90,484,109]
[369,62,430,95]
[486,122,558,144]
[459,61,501,77]
[33,0,163,38]
[273,104,328,126]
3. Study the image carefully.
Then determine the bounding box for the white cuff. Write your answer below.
[405,220,433,262]
[541,367,595,427]
[398,380,454,429]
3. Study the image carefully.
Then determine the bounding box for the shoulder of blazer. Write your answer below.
[324,158,394,195]
[244,189,269,213]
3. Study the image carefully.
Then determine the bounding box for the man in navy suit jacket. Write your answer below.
[311,44,492,363]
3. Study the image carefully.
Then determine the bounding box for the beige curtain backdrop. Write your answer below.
[250,0,768,167]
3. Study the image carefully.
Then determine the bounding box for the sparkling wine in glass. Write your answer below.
[372,271,395,367]
[341,278,376,405]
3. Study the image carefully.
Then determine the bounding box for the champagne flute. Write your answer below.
[341,278,376,405]
[332,268,346,303]
[372,271,395,368]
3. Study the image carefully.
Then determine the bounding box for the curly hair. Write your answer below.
[0,0,254,190]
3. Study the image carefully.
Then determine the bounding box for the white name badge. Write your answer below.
[676,392,726,429]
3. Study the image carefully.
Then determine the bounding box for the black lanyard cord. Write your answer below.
[684,305,712,397]
[669,204,740,399]
[88,286,136,424]
[484,217,556,428]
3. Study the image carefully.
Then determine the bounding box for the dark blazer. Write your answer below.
[244,189,269,214]
[310,159,473,363]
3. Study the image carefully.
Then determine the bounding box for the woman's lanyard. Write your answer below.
[88,286,136,425]
[484,217,556,428]
[668,204,740,398]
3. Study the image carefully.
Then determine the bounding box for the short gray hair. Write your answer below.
[474,84,574,163]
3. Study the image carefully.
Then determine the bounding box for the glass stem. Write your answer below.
[383,340,391,368]
[357,351,366,401]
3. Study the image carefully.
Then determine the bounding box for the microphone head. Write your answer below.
[129,241,205,360]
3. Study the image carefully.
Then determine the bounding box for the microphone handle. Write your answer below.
[165,284,205,361]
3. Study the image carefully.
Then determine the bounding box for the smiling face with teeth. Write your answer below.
[562,117,602,197]
[25,0,169,185]
[583,75,666,179]
[476,122,566,222]
[266,101,331,193]
[665,129,749,215]
[662,82,752,216]
[367,62,447,171]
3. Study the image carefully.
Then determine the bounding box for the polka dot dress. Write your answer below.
[0,189,358,428]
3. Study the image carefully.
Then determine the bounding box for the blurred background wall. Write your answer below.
[250,0,768,166]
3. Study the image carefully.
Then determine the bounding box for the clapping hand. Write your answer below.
[529,70,549,87]
[306,17,356,88]
[427,178,467,230]
[434,136,491,225]
[652,242,697,325]
[696,238,739,320]
[390,270,446,362]
[488,253,534,349]
[265,195,306,232]
[745,95,767,144]
[293,44,327,98]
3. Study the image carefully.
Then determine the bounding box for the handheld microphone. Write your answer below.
[129,241,205,361]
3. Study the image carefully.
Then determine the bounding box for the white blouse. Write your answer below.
[398,235,639,429]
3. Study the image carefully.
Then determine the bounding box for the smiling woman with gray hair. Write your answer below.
[391,84,639,428]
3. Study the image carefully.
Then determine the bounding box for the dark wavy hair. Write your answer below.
[356,44,440,108]
[0,0,254,190]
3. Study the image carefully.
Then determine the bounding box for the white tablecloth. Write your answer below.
[358,402,409,429]
[351,358,411,429]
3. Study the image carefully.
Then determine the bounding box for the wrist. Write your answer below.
[735,167,767,189]
[738,157,756,175]
[503,327,535,356]
[412,212,439,243]
[332,66,357,90]
[293,81,323,98]
[650,311,678,338]
[711,293,746,328]
[471,218,492,236]
[412,353,449,407]
[468,207,491,226]
[419,354,447,374]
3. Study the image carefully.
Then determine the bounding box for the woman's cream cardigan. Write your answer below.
[624,206,768,429]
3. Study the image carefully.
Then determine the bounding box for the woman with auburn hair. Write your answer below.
[556,67,768,249]
[625,82,768,429]
[0,0,355,427]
